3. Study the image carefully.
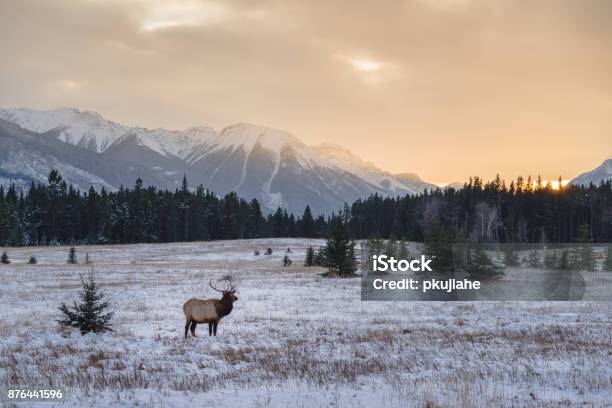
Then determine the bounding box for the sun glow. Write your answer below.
[549,179,570,190]
[523,178,570,190]
[443,178,571,190]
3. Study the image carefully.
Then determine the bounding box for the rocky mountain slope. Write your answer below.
[0,107,436,214]
[571,159,612,186]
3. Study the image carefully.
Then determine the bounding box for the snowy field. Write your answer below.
[0,239,610,407]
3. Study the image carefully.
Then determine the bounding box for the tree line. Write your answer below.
[0,171,327,246]
[0,171,610,247]
[346,176,611,243]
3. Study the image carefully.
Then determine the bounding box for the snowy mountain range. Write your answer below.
[571,159,612,186]
[0,107,437,214]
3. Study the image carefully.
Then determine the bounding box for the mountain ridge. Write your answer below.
[0,107,436,214]
[571,159,612,186]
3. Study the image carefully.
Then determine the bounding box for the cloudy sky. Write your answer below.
[1,0,610,185]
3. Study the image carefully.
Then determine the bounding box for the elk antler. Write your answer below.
[228,280,238,293]
[209,278,238,293]
[209,279,225,293]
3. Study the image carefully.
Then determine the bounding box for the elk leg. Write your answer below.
[208,322,213,336]
[213,321,218,336]
[190,321,197,337]
[184,320,191,339]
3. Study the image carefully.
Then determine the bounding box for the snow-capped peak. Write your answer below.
[571,159,612,186]
[215,122,306,154]
[184,125,216,135]
[312,143,425,194]
[0,107,136,153]
[313,143,380,171]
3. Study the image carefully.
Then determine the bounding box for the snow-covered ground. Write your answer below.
[0,239,610,407]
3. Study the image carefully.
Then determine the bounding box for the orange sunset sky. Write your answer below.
[0,0,610,185]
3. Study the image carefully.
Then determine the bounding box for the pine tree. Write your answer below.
[367,235,384,256]
[321,216,358,277]
[576,245,597,271]
[282,254,292,267]
[265,247,273,255]
[384,239,396,258]
[58,272,113,335]
[304,246,315,266]
[301,206,315,237]
[526,250,541,268]
[464,246,504,280]
[1,251,9,264]
[254,249,260,256]
[314,247,325,266]
[603,247,612,272]
[424,224,454,273]
[503,245,520,267]
[348,242,357,273]
[67,247,77,264]
[28,255,37,265]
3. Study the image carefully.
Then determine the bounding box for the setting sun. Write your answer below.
[549,179,570,190]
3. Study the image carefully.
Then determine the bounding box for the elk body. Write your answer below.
[183,280,238,338]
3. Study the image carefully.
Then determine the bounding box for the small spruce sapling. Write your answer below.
[384,239,396,258]
[28,255,37,265]
[1,252,9,264]
[67,247,78,264]
[526,250,541,268]
[464,246,505,280]
[282,254,292,267]
[576,244,596,272]
[321,216,358,277]
[503,245,520,267]
[58,272,113,335]
[304,246,315,266]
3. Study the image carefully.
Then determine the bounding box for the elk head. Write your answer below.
[209,279,238,303]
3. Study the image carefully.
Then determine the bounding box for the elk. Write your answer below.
[183,280,238,338]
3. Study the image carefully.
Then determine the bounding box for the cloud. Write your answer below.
[334,54,402,85]
[345,58,382,72]
[0,0,610,182]
[138,0,230,31]
[413,0,476,11]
